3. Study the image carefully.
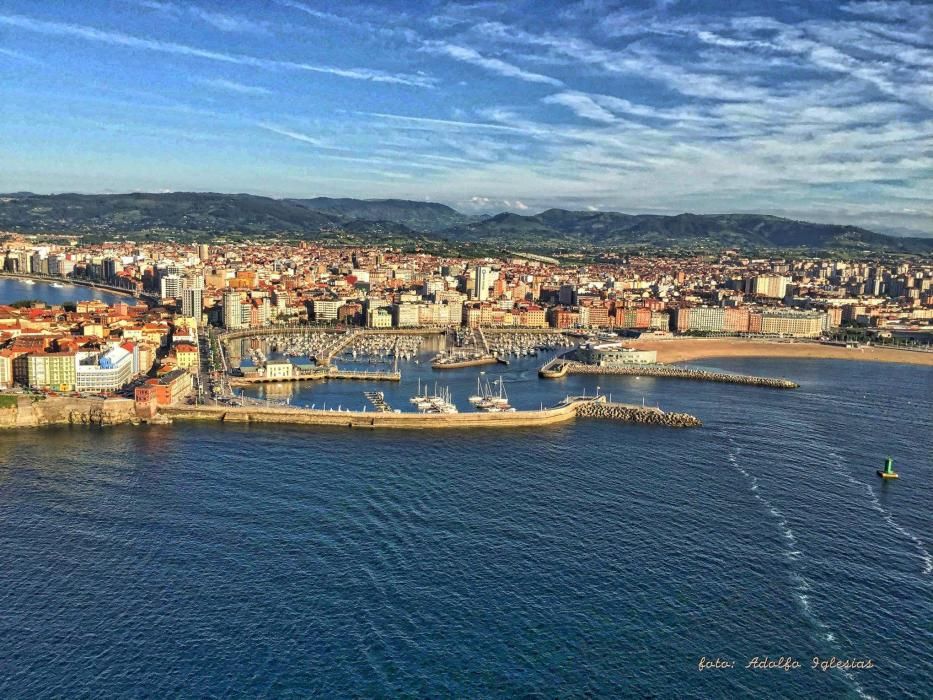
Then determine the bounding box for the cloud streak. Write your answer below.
[421,41,563,86]
[0,13,434,86]
[195,77,272,95]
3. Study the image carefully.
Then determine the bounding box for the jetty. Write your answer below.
[539,357,798,389]
[159,396,701,430]
[229,366,401,385]
[431,355,499,369]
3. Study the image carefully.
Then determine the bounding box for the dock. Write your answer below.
[230,367,401,385]
[431,355,499,369]
[363,391,393,412]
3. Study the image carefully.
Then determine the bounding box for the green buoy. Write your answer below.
[877,456,899,480]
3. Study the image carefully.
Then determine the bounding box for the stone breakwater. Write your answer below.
[576,402,702,428]
[541,361,799,389]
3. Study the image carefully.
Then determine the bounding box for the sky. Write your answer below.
[0,0,931,235]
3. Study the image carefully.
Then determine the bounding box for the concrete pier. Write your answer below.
[230,367,401,386]
[161,396,702,430]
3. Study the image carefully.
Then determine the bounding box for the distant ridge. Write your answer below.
[0,192,929,252]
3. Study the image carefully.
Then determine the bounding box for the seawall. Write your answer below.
[161,398,703,430]
[0,396,702,431]
[161,401,583,430]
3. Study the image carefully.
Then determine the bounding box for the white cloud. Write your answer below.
[187,7,268,34]
[0,47,41,64]
[355,111,529,133]
[194,77,272,95]
[542,92,616,123]
[0,13,435,87]
[257,123,327,147]
[421,41,563,86]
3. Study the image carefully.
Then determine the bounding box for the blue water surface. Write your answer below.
[0,351,930,698]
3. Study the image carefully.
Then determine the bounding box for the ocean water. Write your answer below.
[1,349,930,698]
[0,278,131,307]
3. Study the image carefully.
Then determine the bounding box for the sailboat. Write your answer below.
[475,377,515,412]
[468,376,484,405]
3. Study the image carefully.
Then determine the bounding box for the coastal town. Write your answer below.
[0,236,930,415]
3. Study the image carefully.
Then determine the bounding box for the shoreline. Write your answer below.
[628,338,933,367]
[0,272,149,302]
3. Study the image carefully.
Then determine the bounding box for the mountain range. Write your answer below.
[0,192,929,253]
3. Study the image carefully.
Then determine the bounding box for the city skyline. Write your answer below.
[1,0,931,236]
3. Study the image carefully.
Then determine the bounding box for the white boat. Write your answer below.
[50,282,65,288]
[476,377,513,412]
[23,279,35,285]
[468,376,484,405]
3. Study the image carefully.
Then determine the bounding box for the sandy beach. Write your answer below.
[628,338,933,367]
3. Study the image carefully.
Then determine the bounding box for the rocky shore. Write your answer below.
[0,396,139,429]
[575,401,702,427]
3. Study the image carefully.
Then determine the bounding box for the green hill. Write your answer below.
[288,197,474,232]
[0,192,928,253]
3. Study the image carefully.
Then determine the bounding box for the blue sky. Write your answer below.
[0,0,930,234]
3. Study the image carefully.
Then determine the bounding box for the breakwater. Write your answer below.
[540,360,798,389]
[431,356,499,370]
[230,368,401,386]
[576,401,702,427]
[161,397,701,431]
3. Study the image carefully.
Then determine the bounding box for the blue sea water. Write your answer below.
[0,328,931,696]
[0,278,131,308]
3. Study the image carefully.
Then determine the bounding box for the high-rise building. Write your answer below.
[181,287,203,319]
[473,266,491,301]
[223,291,245,329]
[198,244,210,261]
[160,274,183,300]
[748,274,790,299]
[102,257,118,281]
[48,254,65,276]
[558,284,577,306]
[31,251,48,275]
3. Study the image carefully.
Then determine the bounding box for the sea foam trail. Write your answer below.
[725,436,876,700]
[829,452,932,576]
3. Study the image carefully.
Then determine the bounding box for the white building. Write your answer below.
[223,291,245,330]
[160,274,183,300]
[75,346,135,392]
[312,299,341,322]
[575,342,657,366]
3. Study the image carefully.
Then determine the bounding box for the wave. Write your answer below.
[726,436,876,700]
[829,452,932,576]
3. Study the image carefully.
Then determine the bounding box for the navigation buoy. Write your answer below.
[877,457,899,480]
